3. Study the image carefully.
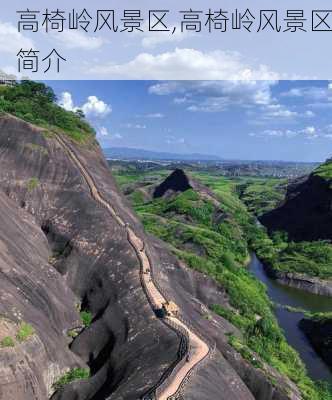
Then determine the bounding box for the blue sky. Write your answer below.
[49,80,332,162]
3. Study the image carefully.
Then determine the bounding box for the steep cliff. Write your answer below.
[0,114,181,400]
[299,315,332,369]
[0,189,81,400]
[260,159,332,241]
[153,169,193,198]
[0,112,307,400]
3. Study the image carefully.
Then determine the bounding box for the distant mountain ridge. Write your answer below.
[103,147,222,161]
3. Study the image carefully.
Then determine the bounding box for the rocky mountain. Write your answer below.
[116,168,330,399]
[260,159,332,241]
[154,168,193,198]
[0,187,81,399]
[0,112,307,400]
[299,315,332,369]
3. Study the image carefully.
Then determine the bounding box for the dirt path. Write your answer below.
[55,134,211,399]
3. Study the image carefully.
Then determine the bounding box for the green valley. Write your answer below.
[112,165,332,400]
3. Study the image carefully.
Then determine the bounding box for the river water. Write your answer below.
[248,253,332,383]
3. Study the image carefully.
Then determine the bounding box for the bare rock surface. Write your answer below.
[260,171,332,242]
[0,115,303,400]
[0,190,81,400]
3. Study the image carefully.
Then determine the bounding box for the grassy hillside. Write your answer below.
[255,159,332,279]
[188,173,286,216]
[313,159,332,181]
[237,178,286,216]
[268,239,332,279]
[113,168,331,400]
[0,81,95,142]
[186,173,332,279]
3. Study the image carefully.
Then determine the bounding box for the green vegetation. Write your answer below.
[67,329,79,339]
[305,311,332,322]
[237,178,286,216]
[0,336,15,348]
[275,241,332,278]
[16,322,35,342]
[252,230,332,279]
[313,159,332,181]
[27,177,39,191]
[190,172,286,216]
[227,333,263,369]
[113,169,331,400]
[80,311,93,327]
[52,368,90,391]
[0,81,95,142]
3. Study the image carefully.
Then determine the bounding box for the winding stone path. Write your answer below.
[55,133,211,399]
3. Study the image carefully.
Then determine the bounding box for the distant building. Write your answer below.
[0,72,16,87]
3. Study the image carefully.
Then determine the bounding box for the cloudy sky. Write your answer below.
[1,0,332,79]
[50,80,332,162]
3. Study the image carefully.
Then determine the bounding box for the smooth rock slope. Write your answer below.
[0,114,303,400]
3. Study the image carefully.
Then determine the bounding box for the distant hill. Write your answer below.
[103,147,221,161]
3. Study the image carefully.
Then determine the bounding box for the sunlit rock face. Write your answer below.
[0,114,303,400]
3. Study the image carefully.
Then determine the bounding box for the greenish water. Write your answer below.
[249,253,332,383]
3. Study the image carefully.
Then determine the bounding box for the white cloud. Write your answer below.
[257,104,316,122]
[174,97,188,104]
[250,129,298,138]
[99,127,109,136]
[97,127,122,140]
[58,92,111,118]
[301,126,318,139]
[148,80,312,122]
[317,124,332,139]
[53,30,105,50]
[262,104,298,119]
[146,113,164,118]
[122,123,146,129]
[282,88,302,97]
[250,126,324,140]
[149,80,277,113]
[141,24,191,49]
[282,83,332,103]
[166,135,186,145]
[303,126,316,135]
[305,110,315,117]
[82,96,111,118]
[263,130,284,137]
[0,21,34,54]
[186,97,230,113]
[88,48,279,80]
[58,92,76,111]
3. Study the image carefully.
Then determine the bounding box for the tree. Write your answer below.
[75,109,85,119]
